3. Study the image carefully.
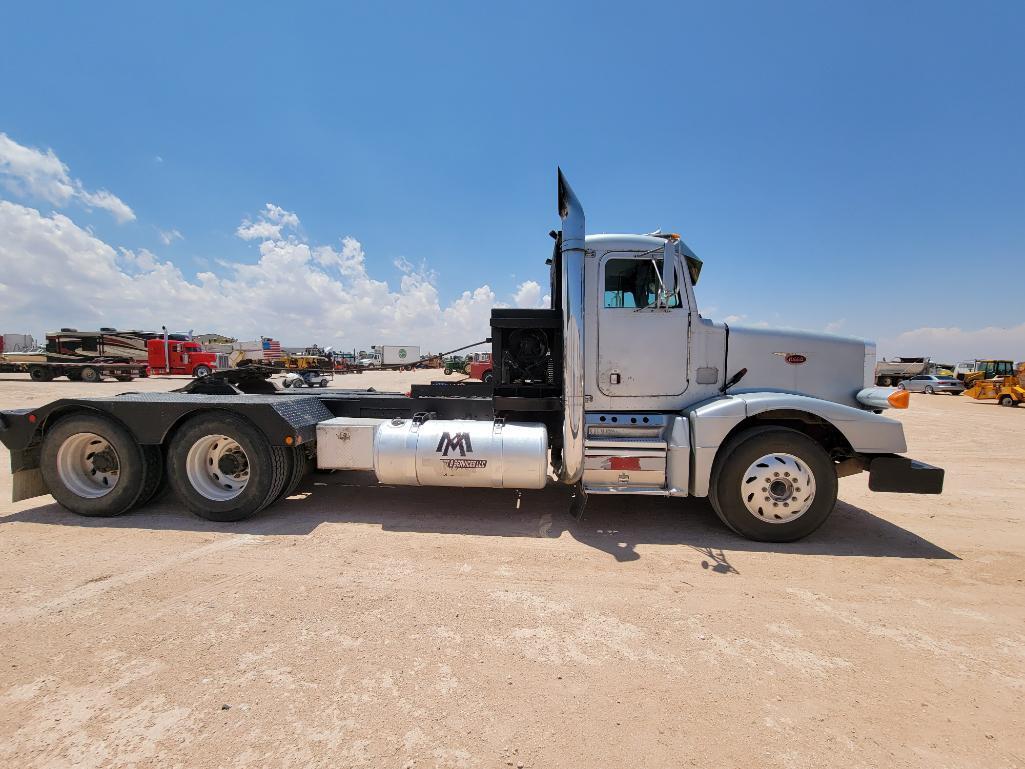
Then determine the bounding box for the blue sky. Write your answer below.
[1,1,1023,358]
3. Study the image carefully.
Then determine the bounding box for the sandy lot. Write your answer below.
[1,372,1023,768]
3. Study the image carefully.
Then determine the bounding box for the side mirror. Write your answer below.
[661,239,677,303]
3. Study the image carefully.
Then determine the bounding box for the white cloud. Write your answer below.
[513,280,550,309]
[262,203,299,229]
[722,313,770,328]
[881,323,1025,362]
[236,203,301,241]
[824,319,846,334]
[0,132,135,223]
[0,200,536,351]
[157,228,183,245]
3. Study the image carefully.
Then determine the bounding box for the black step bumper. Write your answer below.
[867,455,944,494]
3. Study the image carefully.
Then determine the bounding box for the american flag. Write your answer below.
[262,338,283,361]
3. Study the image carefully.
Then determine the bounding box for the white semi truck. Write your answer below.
[0,171,941,542]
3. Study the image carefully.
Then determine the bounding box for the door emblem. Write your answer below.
[773,352,808,365]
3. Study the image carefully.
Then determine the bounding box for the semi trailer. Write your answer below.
[0,171,942,542]
[0,358,148,383]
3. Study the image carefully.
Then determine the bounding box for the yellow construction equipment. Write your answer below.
[961,359,1016,388]
[962,362,1025,407]
[282,354,327,370]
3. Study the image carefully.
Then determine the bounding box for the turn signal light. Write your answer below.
[888,389,910,409]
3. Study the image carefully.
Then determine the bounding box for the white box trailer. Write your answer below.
[377,345,420,367]
[2,334,37,353]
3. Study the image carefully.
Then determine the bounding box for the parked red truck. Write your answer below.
[468,352,494,383]
[146,338,220,377]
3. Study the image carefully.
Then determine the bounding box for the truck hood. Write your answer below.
[726,324,872,408]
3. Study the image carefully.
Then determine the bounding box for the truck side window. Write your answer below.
[603,258,680,309]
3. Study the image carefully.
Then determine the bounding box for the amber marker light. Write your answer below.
[888,389,910,409]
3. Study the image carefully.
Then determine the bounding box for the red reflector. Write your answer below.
[606,457,641,471]
[27,414,37,423]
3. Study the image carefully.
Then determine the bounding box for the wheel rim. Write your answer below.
[56,432,121,498]
[741,452,816,524]
[185,434,250,501]
[926,386,933,394]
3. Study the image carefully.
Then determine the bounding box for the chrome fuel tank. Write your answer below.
[374,419,549,489]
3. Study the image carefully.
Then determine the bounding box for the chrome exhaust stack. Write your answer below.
[557,168,585,485]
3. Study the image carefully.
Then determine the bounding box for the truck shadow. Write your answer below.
[2,471,958,563]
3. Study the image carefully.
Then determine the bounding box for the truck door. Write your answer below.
[597,250,689,397]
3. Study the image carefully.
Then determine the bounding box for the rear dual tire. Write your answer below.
[166,413,290,522]
[41,414,163,517]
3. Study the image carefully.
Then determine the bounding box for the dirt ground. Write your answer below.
[0,371,1023,768]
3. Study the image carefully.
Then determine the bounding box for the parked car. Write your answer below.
[282,370,331,388]
[896,375,965,394]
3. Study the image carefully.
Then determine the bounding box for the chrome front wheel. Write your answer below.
[740,452,816,523]
[709,427,838,542]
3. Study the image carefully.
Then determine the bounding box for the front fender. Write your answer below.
[687,392,907,497]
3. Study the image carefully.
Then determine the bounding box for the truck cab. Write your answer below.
[147,339,220,377]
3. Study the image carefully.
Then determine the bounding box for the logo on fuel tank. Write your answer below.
[436,432,488,468]
[773,352,808,365]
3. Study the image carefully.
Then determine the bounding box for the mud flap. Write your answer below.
[12,468,48,503]
[868,455,944,494]
[570,483,588,521]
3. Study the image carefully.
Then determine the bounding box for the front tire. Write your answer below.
[709,427,838,542]
[80,366,101,383]
[29,366,53,382]
[166,413,289,522]
[925,385,935,394]
[194,365,212,378]
[41,414,162,516]
[999,395,1016,407]
[896,381,906,390]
